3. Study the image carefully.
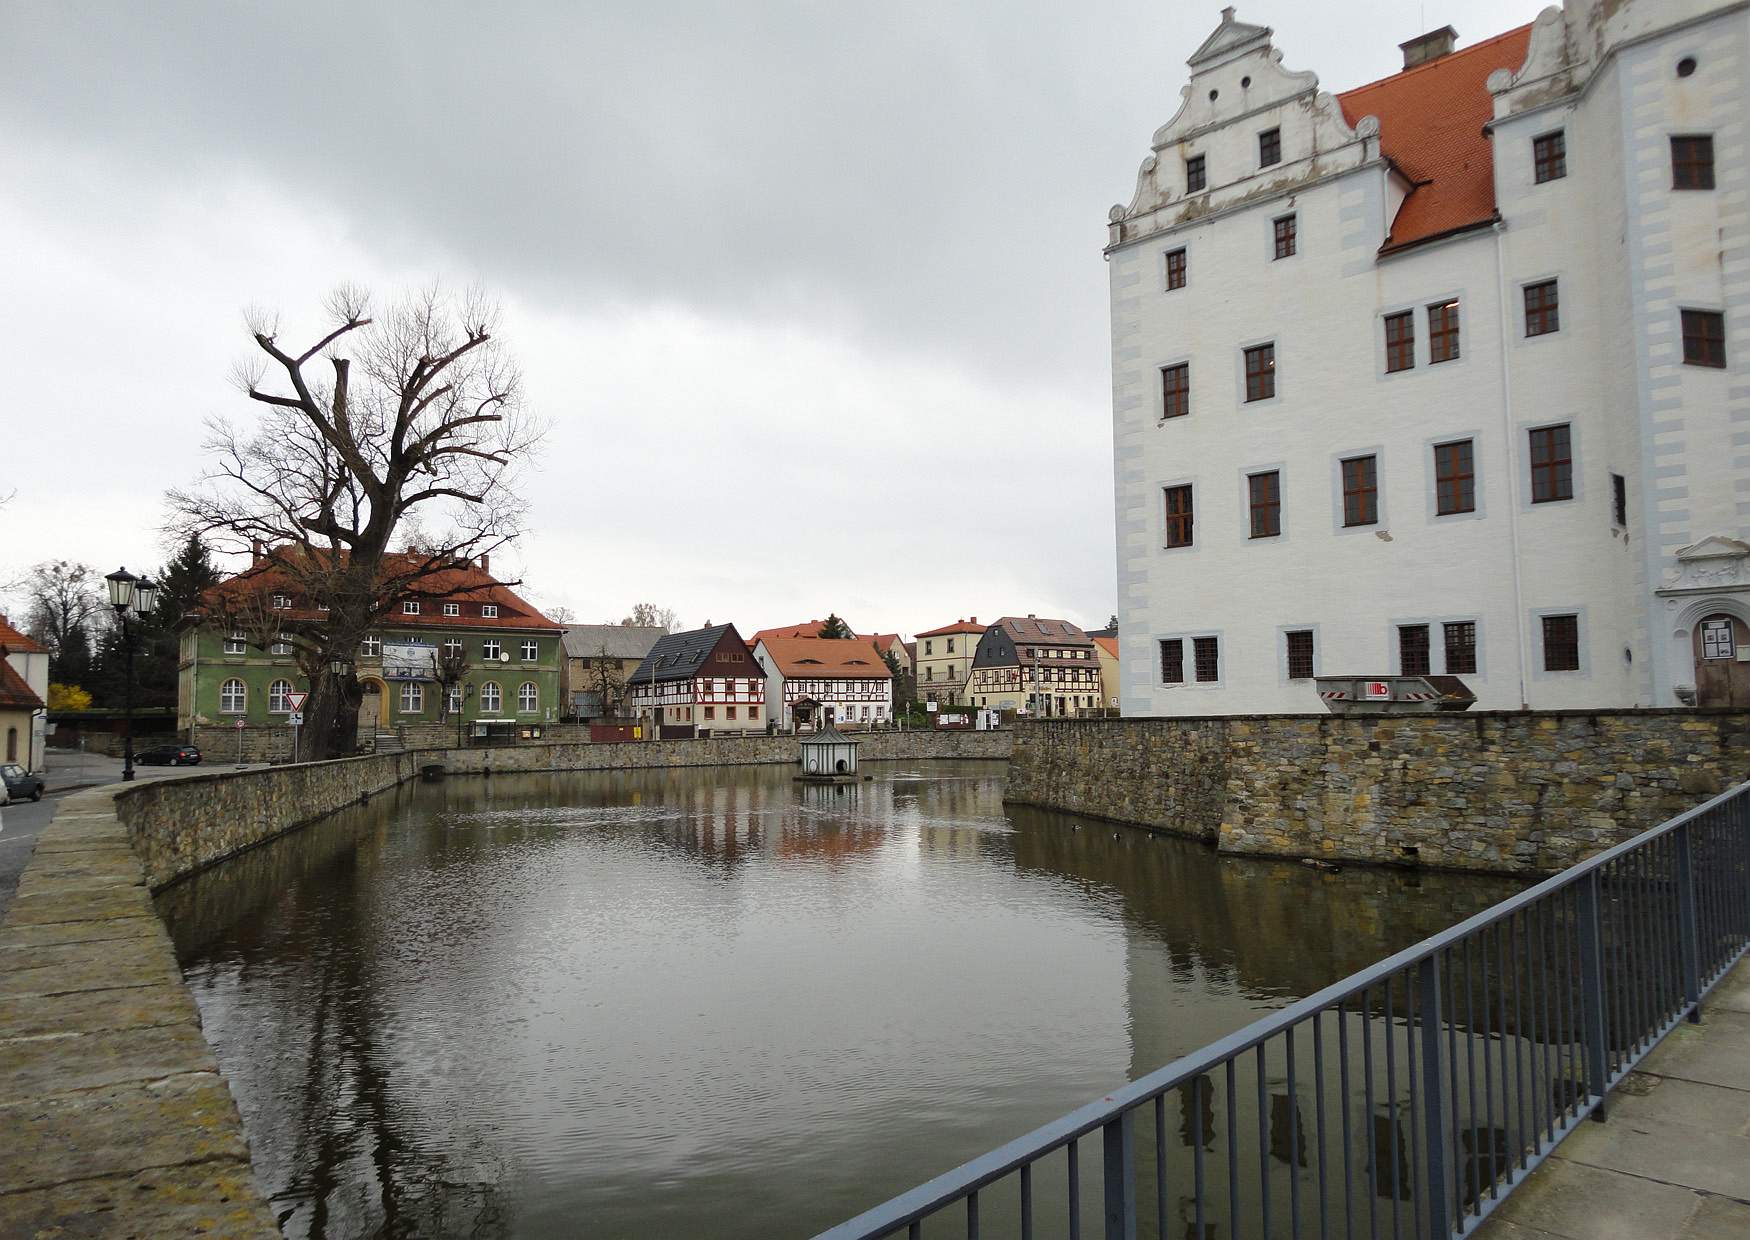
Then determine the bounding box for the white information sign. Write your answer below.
[287,712,304,727]
[382,640,438,681]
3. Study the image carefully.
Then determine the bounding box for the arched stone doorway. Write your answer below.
[357,678,389,733]
[1694,612,1750,707]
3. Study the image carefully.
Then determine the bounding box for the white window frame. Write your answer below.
[520,640,539,661]
[481,604,499,618]
[518,681,539,713]
[403,600,420,615]
[220,679,247,714]
[268,679,293,713]
[483,639,502,661]
[400,682,424,713]
[361,636,382,657]
[223,632,246,655]
[480,681,502,713]
[443,602,460,617]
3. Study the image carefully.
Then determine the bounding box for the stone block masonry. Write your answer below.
[1006,711,1750,874]
[0,786,279,1237]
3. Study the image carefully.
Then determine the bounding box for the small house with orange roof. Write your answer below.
[752,636,893,731]
[0,613,49,770]
[913,617,984,706]
[1105,2,1748,715]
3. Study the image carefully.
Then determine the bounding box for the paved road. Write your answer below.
[0,750,266,918]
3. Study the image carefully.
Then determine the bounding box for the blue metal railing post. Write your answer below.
[1417,954,1451,1240]
[1675,820,1703,1023]
[1102,1112,1137,1240]
[1576,872,1611,1121]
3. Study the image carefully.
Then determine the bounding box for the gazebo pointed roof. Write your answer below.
[801,724,858,745]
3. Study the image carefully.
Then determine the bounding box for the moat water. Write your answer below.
[159,760,1521,1239]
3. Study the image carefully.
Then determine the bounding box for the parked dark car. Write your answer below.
[135,744,202,767]
[1,764,45,802]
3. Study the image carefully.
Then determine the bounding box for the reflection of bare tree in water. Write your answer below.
[264,857,513,1240]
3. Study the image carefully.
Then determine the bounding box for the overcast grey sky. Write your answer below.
[0,0,1535,636]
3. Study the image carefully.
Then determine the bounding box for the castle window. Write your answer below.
[1166,248,1187,290]
[1161,363,1190,419]
[1384,311,1415,372]
[1428,299,1461,363]
[1273,214,1296,260]
[1533,131,1566,183]
[1523,280,1560,336]
[1244,342,1276,402]
[1258,127,1281,168]
[1681,309,1725,367]
[1671,135,1714,190]
[1185,154,1206,193]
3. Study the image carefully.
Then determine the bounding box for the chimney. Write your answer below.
[1399,26,1457,69]
[250,539,264,564]
[970,616,977,624]
[478,552,490,575]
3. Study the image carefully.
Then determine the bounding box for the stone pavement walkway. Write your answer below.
[0,785,277,1238]
[1477,956,1750,1240]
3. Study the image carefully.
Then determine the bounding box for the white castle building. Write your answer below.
[1109,1,1749,715]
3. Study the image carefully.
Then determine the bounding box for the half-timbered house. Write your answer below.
[625,623,766,737]
[752,636,894,731]
[966,616,1101,717]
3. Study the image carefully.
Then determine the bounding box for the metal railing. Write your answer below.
[817,781,1750,1240]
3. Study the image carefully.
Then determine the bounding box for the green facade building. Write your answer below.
[178,556,564,742]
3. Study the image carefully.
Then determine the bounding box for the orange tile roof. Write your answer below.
[1093,635,1119,659]
[1337,24,1532,252]
[0,660,43,710]
[751,620,845,642]
[0,615,47,655]
[197,550,563,632]
[756,637,893,680]
[916,618,985,639]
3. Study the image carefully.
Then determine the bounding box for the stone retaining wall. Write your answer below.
[1006,711,1750,873]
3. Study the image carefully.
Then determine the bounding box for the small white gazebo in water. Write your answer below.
[797,724,861,782]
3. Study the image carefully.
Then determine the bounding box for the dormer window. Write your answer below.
[1185,155,1206,194]
[1258,128,1281,168]
[482,604,499,618]
[403,600,420,615]
[443,602,460,617]
[271,594,291,610]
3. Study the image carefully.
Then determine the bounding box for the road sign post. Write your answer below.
[286,693,309,763]
[235,717,246,768]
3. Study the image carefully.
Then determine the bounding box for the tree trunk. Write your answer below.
[304,667,362,761]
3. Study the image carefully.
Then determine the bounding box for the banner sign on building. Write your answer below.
[382,640,438,681]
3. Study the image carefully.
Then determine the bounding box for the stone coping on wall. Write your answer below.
[1021,706,1750,725]
[0,785,279,1237]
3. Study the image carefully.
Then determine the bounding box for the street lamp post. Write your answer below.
[104,568,159,783]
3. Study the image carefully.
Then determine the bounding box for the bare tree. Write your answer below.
[583,644,628,718]
[170,285,542,759]
[620,603,677,632]
[23,560,103,684]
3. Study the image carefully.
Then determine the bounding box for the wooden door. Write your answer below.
[1694,614,1750,707]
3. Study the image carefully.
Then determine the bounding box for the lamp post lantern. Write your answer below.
[105,568,158,782]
